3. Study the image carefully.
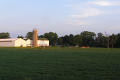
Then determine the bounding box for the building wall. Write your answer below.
[38,40,49,47]
[0,41,14,47]
[25,39,32,47]
[14,38,27,47]
[0,38,49,47]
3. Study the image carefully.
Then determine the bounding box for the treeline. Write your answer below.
[24,31,120,48]
[39,31,120,48]
[0,31,120,48]
[0,32,10,39]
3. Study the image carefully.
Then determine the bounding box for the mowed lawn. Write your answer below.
[0,47,120,80]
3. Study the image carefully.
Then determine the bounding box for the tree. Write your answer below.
[43,32,58,46]
[69,34,74,46]
[114,33,120,48]
[26,32,33,40]
[81,31,96,47]
[0,32,10,39]
[62,35,70,46]
[105,32,110,48]
[57,37,64,45]
[73,35,82,46]
[109,34,116,48]
[17,35,24,39]
[38,35,44,38]
[95,33,106,48]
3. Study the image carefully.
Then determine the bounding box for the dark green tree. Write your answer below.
[57,37,64,45]
[109,34,116,48]
[0,32,10,39]
[81,31,96,47]
[114,33,120,48]
[17,35,24,39]
[62,35,70,46]
[38,35,44,38]
[43,32,58,46]
[69,34,74,46]
[73,35,82,46]
[25,32,33,40]
[95,33,106,48]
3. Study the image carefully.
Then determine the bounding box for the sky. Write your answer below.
[0,0,120,37]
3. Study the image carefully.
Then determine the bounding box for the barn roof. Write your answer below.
[0,38,18,41]
[0,38,49,42]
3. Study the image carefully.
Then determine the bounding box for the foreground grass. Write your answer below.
[0,47,120,80]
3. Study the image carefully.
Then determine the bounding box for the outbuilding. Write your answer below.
[0,38,49,47]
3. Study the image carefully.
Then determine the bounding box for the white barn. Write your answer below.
[0,38,49,47]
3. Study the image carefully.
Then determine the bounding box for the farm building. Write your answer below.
[0,29,49,47]
[0,38,49,47]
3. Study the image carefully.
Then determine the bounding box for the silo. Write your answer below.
[33,29,38,47]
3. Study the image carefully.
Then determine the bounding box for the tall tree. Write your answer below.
[57,37,64,45]
[109,34,117,48]
[62,35,70,46]
[115,33,120,48]
[105,32,110,48]
[81,31,96,47]
[26,32,33,40]
[95,33,106,48]
[69,34,74,46]
[0,32,10,39]
[43,32,58,46]
[73,35,82,46]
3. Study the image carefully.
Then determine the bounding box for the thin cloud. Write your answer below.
[67,20,88,25]
[71,8,104,19]
[90,1,120,6]
[66,0,119,27]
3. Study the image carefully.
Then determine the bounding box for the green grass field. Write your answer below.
[0,47,120,80]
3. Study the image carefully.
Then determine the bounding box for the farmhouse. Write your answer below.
[0,38,49,47]
[0,29,49,47]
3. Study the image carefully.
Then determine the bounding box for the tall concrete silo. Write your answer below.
[33,29,38,47]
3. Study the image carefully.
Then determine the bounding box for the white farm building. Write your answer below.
[0,38,49,47]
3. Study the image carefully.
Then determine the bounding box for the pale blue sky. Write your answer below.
[0,0,120,37]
